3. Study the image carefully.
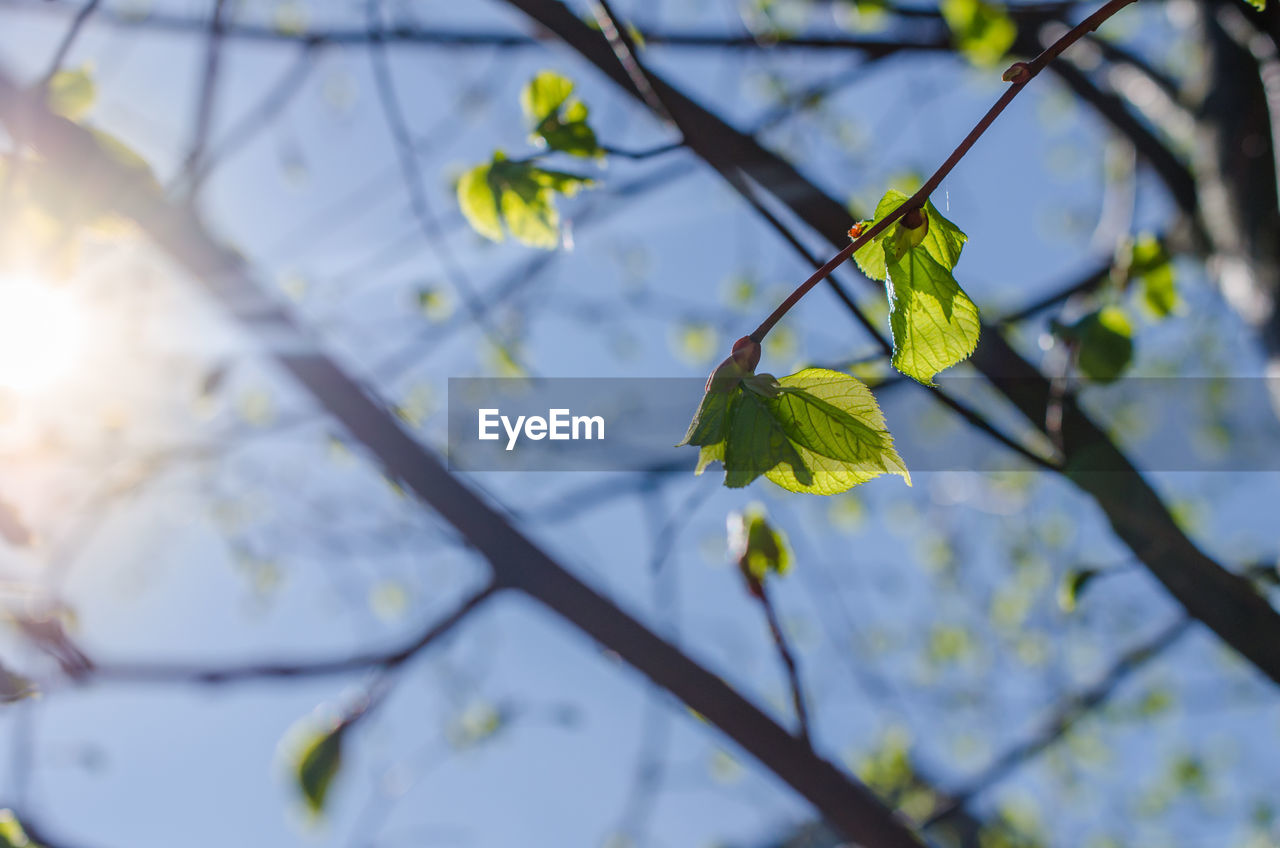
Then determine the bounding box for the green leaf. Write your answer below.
[940,0,1017,66]
[724,387,813,488]
[457,163,504,243]
[292,718,348,815]
[681,367,909,494]
[884,240,981,385]
[456,154,594,248]
[47,66,95,121]
[728,504,792,582]
[1244,0,1266,10]
[1066,307,1133,383]
[1057,567,1100,613]
[1129,234,1180,319]
[0,810,36,848]
[521,71,603,159]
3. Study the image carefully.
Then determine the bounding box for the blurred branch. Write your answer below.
[756,581,813,747]
[179,0,231,198]
[188,42,318,187]
[84,581,500,684]
[38,0,102,85]
[365,0,520,371]
[0,0,950,54]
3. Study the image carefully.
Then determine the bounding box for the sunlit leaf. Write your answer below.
[884,238,981,385]
[456,153,594,249]
[682,366,909,494]
[521,71,603,158]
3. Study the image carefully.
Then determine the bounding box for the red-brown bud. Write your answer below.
[731,336,761,373]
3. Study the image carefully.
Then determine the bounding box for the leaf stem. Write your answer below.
[749,0,1138,343]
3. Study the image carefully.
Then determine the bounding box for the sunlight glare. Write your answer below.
[0,276,87,393]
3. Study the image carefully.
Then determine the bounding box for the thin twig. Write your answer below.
[756,581,813,746]
[85,582,500,684]
[38,0,102,85]
[179,0,231,197]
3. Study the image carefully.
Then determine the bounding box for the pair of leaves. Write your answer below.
[680,367,910,494]
[727,504,791,584]
[457,153,594,249]
[940,0,1017,66]
[853,190,981,385]
[457,71,600,248]
[522,71,603,159]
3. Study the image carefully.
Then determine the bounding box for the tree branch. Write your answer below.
[0,71,925,848]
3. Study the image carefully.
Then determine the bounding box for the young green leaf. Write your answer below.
[940,0,1017,66]
[290,717,349,815]
[456,153,594,249]
[521,71,603,159]
[457,162,504,243]
[727,503,792,584]
[681,366,909,494]
[884,239,981,385]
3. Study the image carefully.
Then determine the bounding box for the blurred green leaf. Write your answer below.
[292,718,348,815]
[1060,307,1134,383]
[727,503,791,582]
[0,810,36,848]
[1057,566,1100,613]
[1128,234,1180,319]
[521,71,603,159]
[457,153,594,248]
[941,0,1017,66]
[46,66,95,121]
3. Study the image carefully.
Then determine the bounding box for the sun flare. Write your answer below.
[0,276,87,393]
